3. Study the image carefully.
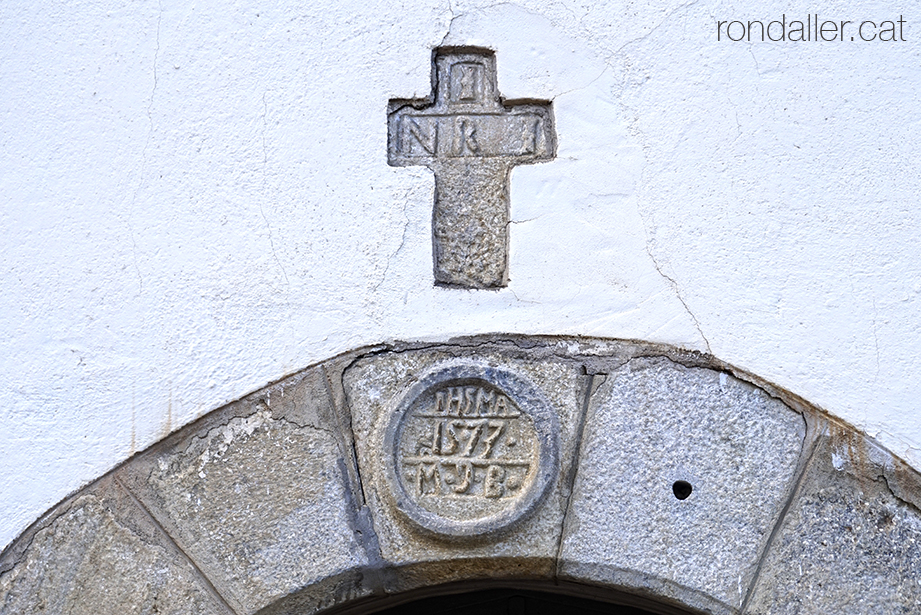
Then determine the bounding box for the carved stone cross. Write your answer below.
[388,48,556,289]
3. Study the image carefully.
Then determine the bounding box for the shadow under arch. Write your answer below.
[322,581,700,615]
[2,336,920,615]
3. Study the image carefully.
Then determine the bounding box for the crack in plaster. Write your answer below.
[871,296,881,382]
[602,0,712,355]
[508,287,541,304]
[748,45,763,77]
[260,92,290,289]
[726,95,743,142]
[551,64,610,101]
[147,1,161,147]
[372,197,410,294]
[125,1,163,294]
[645,242,712,355]
[438,0,458,48]
[611,0,701,56]
[439,1,530,48]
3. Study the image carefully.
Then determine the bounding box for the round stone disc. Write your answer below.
[382,363,559,539]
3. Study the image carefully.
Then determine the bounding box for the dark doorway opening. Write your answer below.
[356,587,675,615]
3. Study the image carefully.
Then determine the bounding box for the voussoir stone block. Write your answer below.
[0,477,227,615]
[343,345,586,592]
[745,428,921,614]
[560,357,806,614]
[116,366,371,615]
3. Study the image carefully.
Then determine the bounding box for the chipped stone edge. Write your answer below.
[0,475,238,615]
[111,361,381,615]
[738,414,921,615]
[3,335,920,615]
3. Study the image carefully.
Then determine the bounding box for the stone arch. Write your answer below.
[2,336,920,615]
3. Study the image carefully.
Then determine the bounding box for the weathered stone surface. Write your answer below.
[7,337,921,615]
[0,477,227,615]
[429,158,513,288]
[117,366,371,615]
[745,428,921,614]
[343,345,585,591]
[559,357,806,613]
[388,48,556,289]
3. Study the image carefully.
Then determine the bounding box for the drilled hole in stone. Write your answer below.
[672,480,693,500]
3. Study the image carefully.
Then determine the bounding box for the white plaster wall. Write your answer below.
[2,0,918,550]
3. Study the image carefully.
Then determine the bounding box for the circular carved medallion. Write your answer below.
[383,364,559,538]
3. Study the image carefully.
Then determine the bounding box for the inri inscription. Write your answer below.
[388,48,556,289]
[384,365,558,538]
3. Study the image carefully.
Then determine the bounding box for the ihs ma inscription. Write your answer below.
[388,47,556,289]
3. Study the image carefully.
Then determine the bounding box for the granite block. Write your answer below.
[745,430,921,614]
[0,477,227,615]
[117,367,371,615]
[560,357,806,613]
[343,346,585,591]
